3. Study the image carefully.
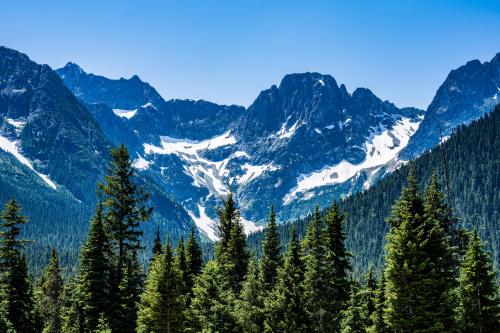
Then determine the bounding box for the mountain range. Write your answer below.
[0,45,499,269]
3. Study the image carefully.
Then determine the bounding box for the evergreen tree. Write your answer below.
[302,206,334,332]
[186,261,240,333]
[152,225,162,259]
[215,193,249,294]
[457,231,500,333]
[40,249,63,333]
[100,145,152,332]
[384,168,457,332]
[137,242,183,333]
[0,199,37,332]
[324,201,351,330]
[95,313,112,333]
[235,258,265,333]
[76,196,111,332]
[176,236,190,297]
[368,272,391,333]
[260,204,282,292]
[264,227,307,333]
[340,285,369,333]
[185,227,203,284]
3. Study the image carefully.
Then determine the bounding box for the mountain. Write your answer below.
[58,65,424,239]
[248,104,500,272]
[0,47,194,273]
[400,53,500,160]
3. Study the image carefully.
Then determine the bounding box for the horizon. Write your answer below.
[1,0,500,109]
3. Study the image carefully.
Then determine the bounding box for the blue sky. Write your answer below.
[1,0,499,109]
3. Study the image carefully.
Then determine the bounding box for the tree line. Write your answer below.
[0,144,498,332]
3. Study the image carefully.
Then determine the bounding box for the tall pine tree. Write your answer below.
[260,204,282,292]
[457,231,500,333]
[235,257,265,333]
[39,249,63,333]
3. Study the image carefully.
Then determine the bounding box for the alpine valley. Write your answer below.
[1,46,499,270]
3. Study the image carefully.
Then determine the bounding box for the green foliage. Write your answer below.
[235,258,265,333]
[39,249,63,333]
[137,242,184,333]
[457,231,500,333]
[260,205,282,292]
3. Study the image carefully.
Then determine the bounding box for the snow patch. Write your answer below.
[276,119,301,139]
[237,163,278,185]
[283,117,421,204]
[132,155,152,170]
[188,205,219,241]
[0,135,57,190]
[112,108,137,119]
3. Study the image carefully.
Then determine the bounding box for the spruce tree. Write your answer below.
[264,227,307,333]
[235,257,265,333]
[40,249,63,333]
[137,242,183,333]
[324,201,351,330]
[100,145,152,332]
[186,261,240,333]
[0,199,37,332]
[302,206,334,332]
[368,272,391,333]
[95,314,112,333]
[457,231,500,333]
[176,236,190,297]
[384,168,457,332]
[76,196,111,332]
[260,204,282,292]
[185,227,203,283]
[340,285,369,333]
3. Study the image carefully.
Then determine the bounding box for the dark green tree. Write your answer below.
[235,257,265,333]
[117,253,144,333]
[457,231,500,333]
[0,199,37,332]
[185,227,203,283]
[264,227,307,333]
[260,204,282,292]
[39,249,63,333]
[340,285,369,333]
[75,196,111,332]
[176,236,190,297]
[137,242,183,333]
[152,225,162,259]
[324,201,351,330]
[368,272,391,333]
[186,261,240,333]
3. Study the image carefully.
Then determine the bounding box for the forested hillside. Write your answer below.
[248,103,500,272]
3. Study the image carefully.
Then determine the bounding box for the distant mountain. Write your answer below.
[400,53,500,160]
[0,47,194,273]
[58,64,424,239]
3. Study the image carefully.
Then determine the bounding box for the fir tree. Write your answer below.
[340,285,369,333]
[457,231,500,333]
[100,145,152,332]
[94,313,112,333]
[324,201,351,330]
[368,272,391,333]
[0,199,37,332]
[76,196,111,332]
[186,261,240,333]
[176,236,190,297]
[264,227,307,333]
[260,204,282,292]
[384,168,457,332]
[185,227,203,283]
[40,249,63,333]
[302,206,335,332]
[137,242,183,333]
[235,257,265,333]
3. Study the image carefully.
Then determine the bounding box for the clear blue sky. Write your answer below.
[1,0,499,109]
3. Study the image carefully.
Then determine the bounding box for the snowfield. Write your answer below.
[283,117,421,204]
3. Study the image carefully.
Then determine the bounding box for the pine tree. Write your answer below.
[264,227,307,333]
[185,227,203,284]
[260,204,282,292]
[324,201,351,330]
[152,225,162,259]
[0,199,37,332]
[340,285,369,333]
[75,196,111,332]
[94,313,112,333]
[302,206,335,332]
[176,236,190,297]
[215,193,249,294]
[186,261,240,333]
[368,272,391,333]
[457,231,500,333]
[100,145,152,332]
[137,242,183,333]
[384,168,457,332]
[40,249,63,333]
[236,257,265,333]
